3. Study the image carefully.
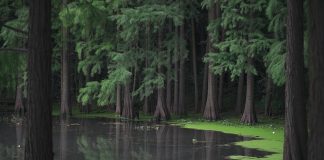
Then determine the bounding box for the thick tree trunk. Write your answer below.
[235,72,245,114]
[203,67,220,120]
[203,2,220,121]
[218,73,224,111]
[283,0,308,159]
[60,0,71,117]
[178,24,185,115]
[241,59,257,124]
[191,19,199,113]
[25,0,53,159]
[308,1,324,159]
[201,63,208,112]
[122,83,134,119]
[154,30,170,120]
[264,76,273,116]
[115,84,122,115]
[154,85,170,121]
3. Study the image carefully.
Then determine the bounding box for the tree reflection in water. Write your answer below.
[0,118,273,160]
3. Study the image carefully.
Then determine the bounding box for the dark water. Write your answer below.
[0,116,272,160]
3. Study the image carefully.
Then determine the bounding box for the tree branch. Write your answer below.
[0,48,28,53]
[2,24,28,35]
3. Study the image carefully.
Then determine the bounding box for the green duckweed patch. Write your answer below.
[171,115,284,160]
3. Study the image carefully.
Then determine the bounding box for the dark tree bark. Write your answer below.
[60,0,71,117]
[25,0,53,159]
[178,24,185,115]
[115,84,122,115]
[264,76,273,116]
[235,72,245,114]
[154,82,170,120]
[154,30,170,120]
[143,96,149,114]
[166,22,173,112]
[203,2,220,121]
[122,83,134,119]
[203,67,220,120]
[308,1,324,159]
[132,67,137,98]
[143,24,151,114]
[218,73,224,111]
[283,0,307,159]
[201,63,208,113]
[173,27,179,114]
[241,58,257,124]
[166,58,172,112]
[191,19,199,113]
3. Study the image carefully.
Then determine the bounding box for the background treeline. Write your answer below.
[0,0,289,121]
[1,0,288,123]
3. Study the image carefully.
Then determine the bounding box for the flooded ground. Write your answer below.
[0,116,272,160]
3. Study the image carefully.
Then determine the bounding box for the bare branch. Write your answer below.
[2,24,28,35]
[0,48,28,53]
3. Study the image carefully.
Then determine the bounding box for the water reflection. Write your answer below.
[0,117,273,160]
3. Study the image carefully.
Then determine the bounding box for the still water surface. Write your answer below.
[0,116,271,160]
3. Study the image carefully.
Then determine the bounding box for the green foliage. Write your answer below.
[264,0,287,86]
[0,4,28,96]
[60,0,188,106]
[206,0,270,79]
[265,41,286,86]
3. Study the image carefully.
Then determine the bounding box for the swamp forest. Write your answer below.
[0,0,323,159]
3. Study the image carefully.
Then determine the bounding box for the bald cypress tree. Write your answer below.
[283,0,307,159]
[25,0,53,159]
[308,0,324,159]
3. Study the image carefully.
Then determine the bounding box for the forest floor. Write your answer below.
[52,106,284,160]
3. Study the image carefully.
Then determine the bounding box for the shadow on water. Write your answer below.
[0,115,273,160]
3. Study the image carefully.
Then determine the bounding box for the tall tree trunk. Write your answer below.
[241,58,257,124]
[201,63,208,112]
[25,0,53,159]
[283,0,307,159]
[143,57,150,114]
[166,60,172,112]
[122,83,134,119]
[191,19,199,113]
[203,1,220,121]
[173,27,179,114]
[235,72,245,114]
[178,24,185,115]
[218,73,224,111]
[60,0,71,117]
[166,21,173,112]
[308,1,324,159]
[154,30,170,120]
[264,76,273,116]
[115,84,122,115]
